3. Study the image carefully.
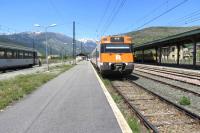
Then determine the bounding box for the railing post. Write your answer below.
[177,44,180,65]
[159,47,162,65]
[155,47,158,64]
[193,41,197,67]
[142,49,144,63]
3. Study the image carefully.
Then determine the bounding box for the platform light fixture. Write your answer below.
[34,23,57,71]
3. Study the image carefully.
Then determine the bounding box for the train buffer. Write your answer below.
[0,61,131,133]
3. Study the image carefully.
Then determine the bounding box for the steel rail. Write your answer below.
[132,72,200,97]
[135,69,200,87]
[127,77,200,121]
[111,82,159,133]
[136,66,200,80]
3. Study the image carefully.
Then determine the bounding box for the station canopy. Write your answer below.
[134,28,200,50]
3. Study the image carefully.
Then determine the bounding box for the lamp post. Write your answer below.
[63,43,68,63]
[60,45,64,64]
[34,24,57,71]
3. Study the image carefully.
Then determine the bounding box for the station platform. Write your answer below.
[0,61,130,133]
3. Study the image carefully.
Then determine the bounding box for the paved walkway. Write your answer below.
[0,61,122,133]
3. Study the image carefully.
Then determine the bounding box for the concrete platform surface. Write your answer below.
[0,61,122,133]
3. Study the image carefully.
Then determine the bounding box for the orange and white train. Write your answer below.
[91,35,134,76]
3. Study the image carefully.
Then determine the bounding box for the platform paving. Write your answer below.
[0,61,122,133]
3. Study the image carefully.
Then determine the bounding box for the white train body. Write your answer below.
[0,42,38,70]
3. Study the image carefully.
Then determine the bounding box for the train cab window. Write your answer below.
[101,45,106,53]
[102,44,131,53]
[0,49,5,58]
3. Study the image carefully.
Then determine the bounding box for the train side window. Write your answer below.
[25,52,29,58]
[0,49,5,58]
[6,50,13,58]
[29,52,33,57]
[19,51,23,59]
[13,50,17,59]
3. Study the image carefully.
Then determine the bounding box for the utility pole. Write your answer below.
[45,27,49,71]
[81,42,83,53]
[32,32,36,65]
[73,21,76,64]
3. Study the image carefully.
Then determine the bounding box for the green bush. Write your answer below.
[179,96,191,105]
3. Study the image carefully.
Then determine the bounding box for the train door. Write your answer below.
[33,51,37,65]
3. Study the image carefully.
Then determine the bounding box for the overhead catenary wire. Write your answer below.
[96,0,111,34]
[134,0,189,31]
[101,0,127,36]
[102,0,127,36]
[48,0,66,24]
[122,0,170,33]
[167,9,200,25]
[99,0,121,36]
[184,17,200,25]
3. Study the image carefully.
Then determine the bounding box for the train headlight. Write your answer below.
[100,62,103,66]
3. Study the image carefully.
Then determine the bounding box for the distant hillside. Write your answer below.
[0,32,97,56]
[126,26,200,45]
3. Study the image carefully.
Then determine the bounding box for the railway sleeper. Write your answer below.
[154,120,198,127]
[144,112,178,117]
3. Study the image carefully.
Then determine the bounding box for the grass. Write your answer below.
[0,64,73,110]
[127,118,140,132]
[101,77,141,133]
[179,96,191,106]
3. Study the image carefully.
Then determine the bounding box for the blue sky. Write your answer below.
[0,0,200,40]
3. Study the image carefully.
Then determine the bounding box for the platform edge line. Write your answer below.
[90,63,132,133]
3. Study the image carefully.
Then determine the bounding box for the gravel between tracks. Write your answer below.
[134,71,200,95]
[135,68,200,86]
[130,72,200,116]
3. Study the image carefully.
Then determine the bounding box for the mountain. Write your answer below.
[78,39,97,53]
[0,32,97,56]
[125,26,200,45]
[1,26,200,55]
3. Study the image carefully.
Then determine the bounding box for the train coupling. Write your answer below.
[111,63,126,71]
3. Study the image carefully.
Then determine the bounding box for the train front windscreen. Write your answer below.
[101,44,132,53]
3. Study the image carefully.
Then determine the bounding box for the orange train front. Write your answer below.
[91,35,134,76]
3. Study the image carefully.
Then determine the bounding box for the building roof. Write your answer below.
[134,28,200,50]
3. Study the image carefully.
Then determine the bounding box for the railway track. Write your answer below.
[136,65,200,80]
[135,67,200,86]
[111,79,200,133]
[132,71,200,97]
